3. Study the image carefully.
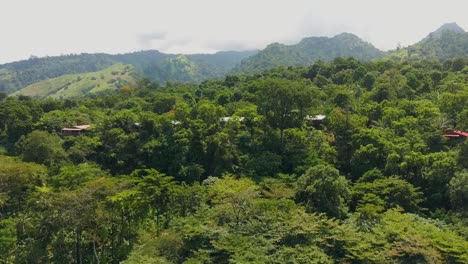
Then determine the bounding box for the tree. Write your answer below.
[295,164,350,218]
[0,99,34,144]
[0,91,7,102]
[449,171,468,211]
[255,78,314,150]
[132,169,176,235]
[34,110,73,133]
[51,163,108,190]
[16,130,67,166]
[352,177,422,213]
[0,155,47,216]
[361,72,376,90]
[0,218,16,262]
[208,176,259,226]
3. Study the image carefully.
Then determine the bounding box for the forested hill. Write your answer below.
[386,23,468,61]
[0,50,257,94]
[233,33,385,73]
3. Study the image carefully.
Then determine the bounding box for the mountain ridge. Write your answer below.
[233,32,385,73]
[386,23,468,61]
[0,50,257,94]
[2,23,468,96]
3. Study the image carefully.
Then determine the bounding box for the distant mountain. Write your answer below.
[386,23,468,61]
[425,22,465,39]
[0,54,116,94]
[12,64,137,99]
[0,50,257,94]
[233,33,385,73]
[3,23,468,97]
[136,51,258,84]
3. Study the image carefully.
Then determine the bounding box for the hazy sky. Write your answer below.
[2,0,468,63]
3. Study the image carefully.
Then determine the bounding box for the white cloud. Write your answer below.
[1,0,468,63]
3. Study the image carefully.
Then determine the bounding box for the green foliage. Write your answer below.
[0,155,47,216]
[352,177,422,213]
[449,171,468,211]
[1,57,468,262]
[16,130,67,166]
[51,163,108,190]
[0,218,16,262]
[296,164,350,218]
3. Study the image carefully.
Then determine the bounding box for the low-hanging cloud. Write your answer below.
[1,0,468,63]
[137,31,198,53]
[205,40,257,52]
[137,31,167,48]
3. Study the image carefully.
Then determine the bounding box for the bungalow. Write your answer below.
[61,125,91,136]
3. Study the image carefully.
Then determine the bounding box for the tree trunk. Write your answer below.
[76,230,82,264]
[93,239,100,264]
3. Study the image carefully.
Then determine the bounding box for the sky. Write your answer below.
[1,0,468,63]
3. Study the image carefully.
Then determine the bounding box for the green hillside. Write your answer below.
[234,33,385,73]
[386,23,468,61]
[12,64,137,99]
[0,54,117,94]
[0,50,257,94]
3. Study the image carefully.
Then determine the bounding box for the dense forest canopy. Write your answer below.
[1,56,468,263]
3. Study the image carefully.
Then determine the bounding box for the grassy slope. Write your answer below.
[13,64,137,99]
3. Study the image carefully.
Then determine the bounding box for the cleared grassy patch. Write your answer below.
[12,64,137,99]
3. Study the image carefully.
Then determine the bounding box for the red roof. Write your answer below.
[444,130,468,138]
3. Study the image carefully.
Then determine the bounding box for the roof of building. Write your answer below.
[443,130,468,137]
[62,124,91,131]
[62,128,84,131]
[305,115,326,121]
[220,116,245,122]
[73,125,91,130]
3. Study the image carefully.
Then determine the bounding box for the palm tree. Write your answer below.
[370,119,387,130]
[433,114,454,132]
